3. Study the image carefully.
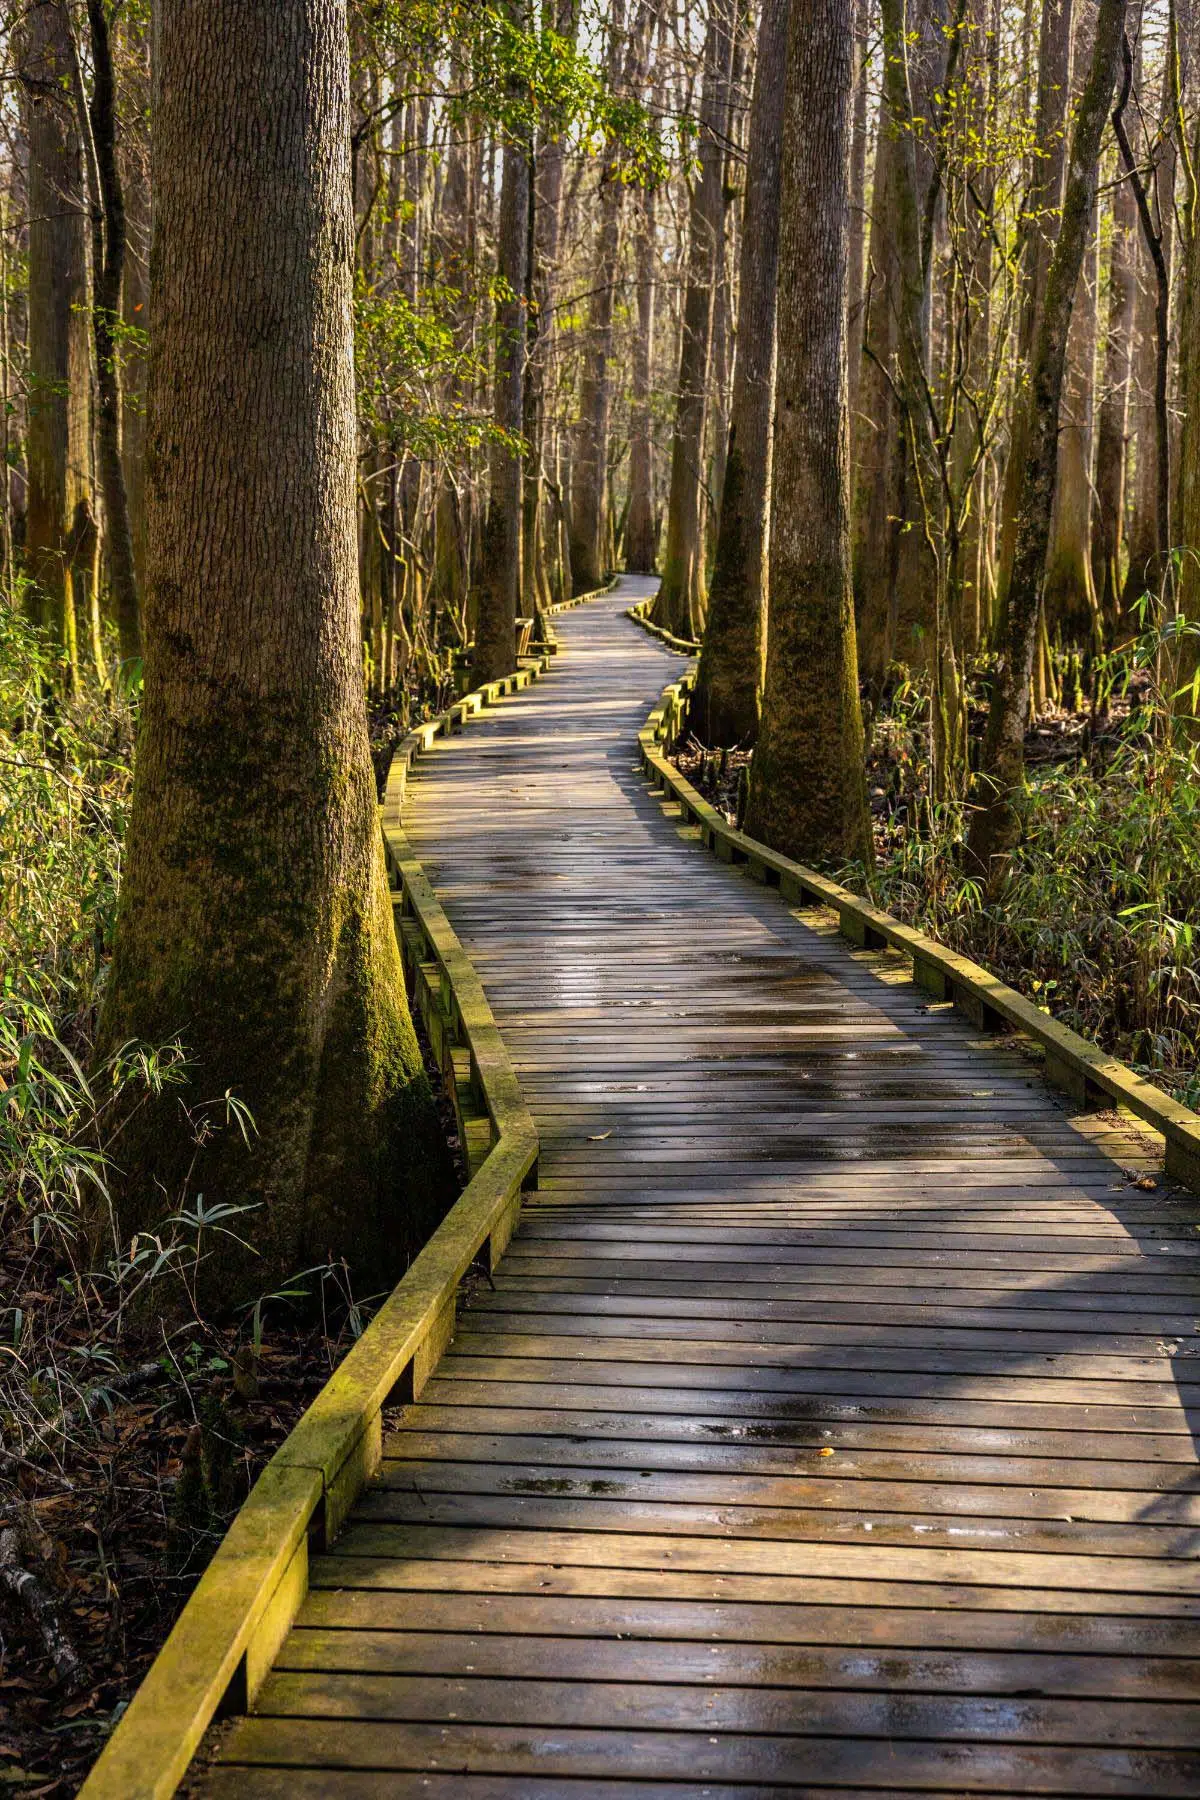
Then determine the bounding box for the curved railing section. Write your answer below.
[626,591,701,654]
[81,586,616,1800]
[640,667,1200,1197]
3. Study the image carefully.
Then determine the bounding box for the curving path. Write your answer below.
[209,577,1200,1797]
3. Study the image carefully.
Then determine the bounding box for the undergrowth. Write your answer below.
[844,620,1200,1111]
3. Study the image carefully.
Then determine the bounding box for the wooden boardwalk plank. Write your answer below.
[209,579,1200,1796]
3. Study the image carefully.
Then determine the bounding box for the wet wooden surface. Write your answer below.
[212,579,1200,1796]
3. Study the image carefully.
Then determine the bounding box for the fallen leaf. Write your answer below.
[587,1132,611,1141]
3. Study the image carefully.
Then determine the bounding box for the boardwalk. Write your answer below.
[207,578,1200,1797]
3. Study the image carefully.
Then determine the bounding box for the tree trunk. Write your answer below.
[967,0,1128,884]
[653,0,736,639]
[20,0,91,685]
[1091,128,1138,632]
[995,0,1075,616]
[846,0,870,428]
[117,3,150,601]
[1177,81,1199,706]
[744,0,872,868]
[692,0,790,747]
[473,118,530,682]
[1044,198,1100,647]
[99,0,450,1304]
[851,0,947,694]
[625,180,659,573]
[75,0,142,672]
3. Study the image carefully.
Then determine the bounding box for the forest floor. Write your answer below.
[0,1016,463,1798]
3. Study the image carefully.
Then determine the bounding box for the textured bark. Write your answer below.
[117,5,150,600]
[968,0,1127,883]
[1117,31,1175,611]
[474,123,530,683]
[1091,127,1138,630]
[744,0,871,868]
[1044,202,1100,645]
[846,0,870,428]
[571,2,657,592]
[653,0,736,639]
[20,0,92,681]
[100,0,450,1303]
[625,180,659,573]
[76,0,141,670]
[1179,109,1199,706]
[692,0,790,747]
[995,0,1075,614]
[851,0,947,692]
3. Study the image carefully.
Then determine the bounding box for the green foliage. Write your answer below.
[0,602,156,1242]
[354,278,518,461]
[355,0,665,176]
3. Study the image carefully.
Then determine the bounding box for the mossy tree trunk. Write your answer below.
[995,0,1075,618]
[625,179,659,574]
[75,0,142,673]
[1044,203,1100,648]
[967,0,1128,885]
[100,0,451,1307]
[1178,94,1199,711]
[692,0,790,748]
[474,11,531,685]
[1091,124,1138,633]
[850,0,946,696]
[744,0,872,869]
[652,0,735,641]
[19,0,92,686]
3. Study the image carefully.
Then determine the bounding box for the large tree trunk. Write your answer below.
[995,0,1075,616]
[625,179,659,573]
[744,0,872,867]
[117,3,150,602]
[20,0,92,685]
[846,0,870,428]
[692,0,790,747]
[851,0,946,694]
[653,0,735,640]
[473,117,530,682]
[1091,122,1138,632]
[1178,96,1199,707]
[76,0,141,672]
[967,0,1128,884]
[99,0,450,1304]
[1044,200,1100,647]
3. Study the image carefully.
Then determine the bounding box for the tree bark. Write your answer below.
[625,179,659,573]
[1044,196,1100,646]
[692,0,790,747]
[995,0,1075,616]
[1091,125,1138,631]
[744,0,872,867]
[967,0,1128,884]
[473,114,530,682]
[847,0,870,428]
[100,0,450,1303]
[653,0,736,640]
[73,0,142,672]
[19,0,92,685]
[851,0,947,694]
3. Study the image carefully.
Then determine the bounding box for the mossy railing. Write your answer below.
[626,591,702,654]
[640,667,1200,1196]
[80,581,618,1799]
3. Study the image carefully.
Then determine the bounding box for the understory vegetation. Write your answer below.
[0,610,453,1794]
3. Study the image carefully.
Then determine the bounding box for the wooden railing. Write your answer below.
[626,592,702,654]
[640,667,1200,1197]
[79,582,618,1800]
